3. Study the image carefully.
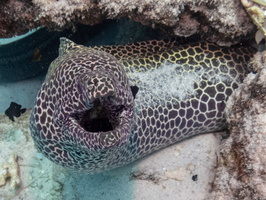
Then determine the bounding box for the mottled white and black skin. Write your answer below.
[30,38,255,173]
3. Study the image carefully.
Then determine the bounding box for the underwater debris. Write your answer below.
[4,102,26,122]
[130,170,161,184]
[164,167,186,181]
[0,154,20,189]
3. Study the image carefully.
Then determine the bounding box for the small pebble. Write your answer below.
[192,174,198,181]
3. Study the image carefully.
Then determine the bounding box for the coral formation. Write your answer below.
[0,154,20,189]
[0,0,255,44]
[208,50,266,199]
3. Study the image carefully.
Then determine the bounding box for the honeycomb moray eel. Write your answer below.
[30,38,256,173]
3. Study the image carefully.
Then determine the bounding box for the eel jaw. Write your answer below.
[79,98,123,133]
[75,96,132,148]
[74,71,134,148]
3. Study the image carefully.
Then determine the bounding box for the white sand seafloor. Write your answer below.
[0,76,223,200]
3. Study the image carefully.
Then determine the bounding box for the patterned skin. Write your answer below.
[30,38,255,173]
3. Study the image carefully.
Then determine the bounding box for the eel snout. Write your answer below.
[75,71,134,148]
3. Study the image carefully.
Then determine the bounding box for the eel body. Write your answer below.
[30,38,255,173]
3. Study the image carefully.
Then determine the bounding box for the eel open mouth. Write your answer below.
[79,99,124,133]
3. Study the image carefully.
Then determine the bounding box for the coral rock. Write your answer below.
[209,50,266,199]
[0,154,20,189]
[0,0,255,44]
